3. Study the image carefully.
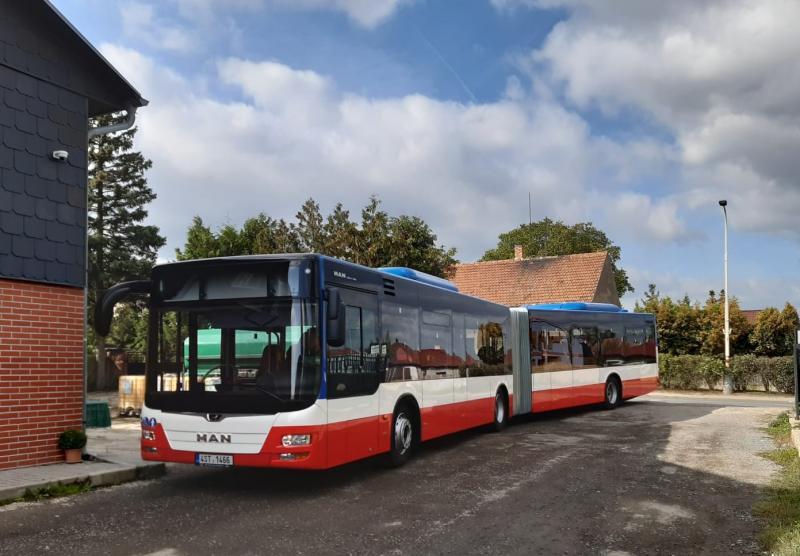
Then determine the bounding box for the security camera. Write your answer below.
[51,150,69,162]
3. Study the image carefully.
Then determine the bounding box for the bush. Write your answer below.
[731,354,761,391]
[658,354,795,393]
[57,429,87,450]
[764,357,795,393]
[657,354,690,389]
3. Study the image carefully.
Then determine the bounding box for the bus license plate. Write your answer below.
[196,453,233,467]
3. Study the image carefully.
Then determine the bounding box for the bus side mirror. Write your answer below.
[326,287,346,347]
[94,280,151,337]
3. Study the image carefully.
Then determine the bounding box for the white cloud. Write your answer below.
[606,193,692,244]
[277,0,409,28]
[527,0,800,239]
[120,2,195,52]
[173,0,408,28]
[101,44,680,262]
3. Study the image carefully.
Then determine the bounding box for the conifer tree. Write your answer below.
[88,114,165,389]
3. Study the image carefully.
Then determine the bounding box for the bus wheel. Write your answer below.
[492,389,508,432]
[390,406,416,467]
[603,377,622,409]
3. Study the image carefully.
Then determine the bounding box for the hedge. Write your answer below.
[658,354,795,394]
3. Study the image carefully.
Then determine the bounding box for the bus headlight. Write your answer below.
[281,434,311,447]
[142,430,156,441]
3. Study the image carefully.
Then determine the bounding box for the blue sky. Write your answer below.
[53,0,800,310]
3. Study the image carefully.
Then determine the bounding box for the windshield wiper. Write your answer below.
[250,384,287,402]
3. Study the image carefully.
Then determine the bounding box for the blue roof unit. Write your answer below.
[378,267,459,292]
[527,302,627,313]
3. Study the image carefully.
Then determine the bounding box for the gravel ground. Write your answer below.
[0,394,789,555]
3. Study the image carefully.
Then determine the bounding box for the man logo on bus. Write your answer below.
[197,433,231,443]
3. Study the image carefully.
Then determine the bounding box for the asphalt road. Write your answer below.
[0,394,791,556]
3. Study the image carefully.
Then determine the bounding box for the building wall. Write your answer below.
[0,62,88,287]
[593,256,621,306]
[0,278,84,469]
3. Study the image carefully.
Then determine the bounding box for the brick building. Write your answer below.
[450,247,621,307]
[0,0,145,469]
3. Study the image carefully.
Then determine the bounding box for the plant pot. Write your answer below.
[64,449,83,464]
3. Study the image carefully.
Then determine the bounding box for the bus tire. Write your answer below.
[389,403,417,467]
[492,388,509,432]
[603,376,622,409]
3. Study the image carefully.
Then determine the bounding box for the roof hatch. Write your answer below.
[378,267,459,292]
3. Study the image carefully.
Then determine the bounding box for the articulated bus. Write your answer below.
[95,254,658,469]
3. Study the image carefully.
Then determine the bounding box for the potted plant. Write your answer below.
[58,429,87,464]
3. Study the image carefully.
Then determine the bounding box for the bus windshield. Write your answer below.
[147,299,320,414]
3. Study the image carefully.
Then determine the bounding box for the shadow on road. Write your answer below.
[0,399,780,556]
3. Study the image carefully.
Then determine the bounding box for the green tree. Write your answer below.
[175,215,300,260]
[175,197,457,277]
[779,303,799,354]
[106,302,149,359]
[634,285,701,355]
[88,114,165,389]
[481,218,632,298]
[698,290,750,356]
[751,307,785,356]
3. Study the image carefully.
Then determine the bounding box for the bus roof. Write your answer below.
[527,302,627,313]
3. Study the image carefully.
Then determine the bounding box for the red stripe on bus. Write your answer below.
[141,378,658,469]
[531,377,658,412]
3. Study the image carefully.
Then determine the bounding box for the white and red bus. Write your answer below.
[95,254,657,469]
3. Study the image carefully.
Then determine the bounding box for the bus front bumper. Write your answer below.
[141,423,331,469]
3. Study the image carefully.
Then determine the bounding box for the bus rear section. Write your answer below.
[526,303,658,412]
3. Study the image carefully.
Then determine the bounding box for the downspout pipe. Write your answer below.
[82,104,139,432]
[88,105,138,140]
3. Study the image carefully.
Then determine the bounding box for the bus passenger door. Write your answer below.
[326,289,381,464]
[420,310,455,439]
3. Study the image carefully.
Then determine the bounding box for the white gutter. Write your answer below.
[88,105,138,140]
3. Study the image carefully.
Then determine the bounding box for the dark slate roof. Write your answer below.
[0,0,147,116]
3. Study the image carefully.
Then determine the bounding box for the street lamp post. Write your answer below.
[719,200,733,395]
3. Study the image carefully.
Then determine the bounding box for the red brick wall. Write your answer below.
[0,278,84,470]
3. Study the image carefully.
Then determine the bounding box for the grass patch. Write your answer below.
[21,479,92,501]
[756,412,800,555]
[767,412,792,444]
[0,479,93,506]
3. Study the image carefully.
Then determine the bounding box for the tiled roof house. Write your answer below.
[741,310,762,325]
[450,247,621,307]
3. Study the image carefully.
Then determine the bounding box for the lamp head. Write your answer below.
[719,199,727,207]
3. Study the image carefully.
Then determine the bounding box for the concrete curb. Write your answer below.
[0,461,166,504]
[790,416,800,455]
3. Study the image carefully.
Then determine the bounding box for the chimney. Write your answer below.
[514,245,524,261]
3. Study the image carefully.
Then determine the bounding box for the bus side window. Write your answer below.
[645,323,657,364]
[421,310,452,378]
[599,325,624,367]
[530,322,546,373]
[328,305,380,397]
[381,301,420,382]
[623,327,646,364]
[543,326,571,372]
[476,319,505,376]
[570,327,598,369]
[465,316,482,376]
